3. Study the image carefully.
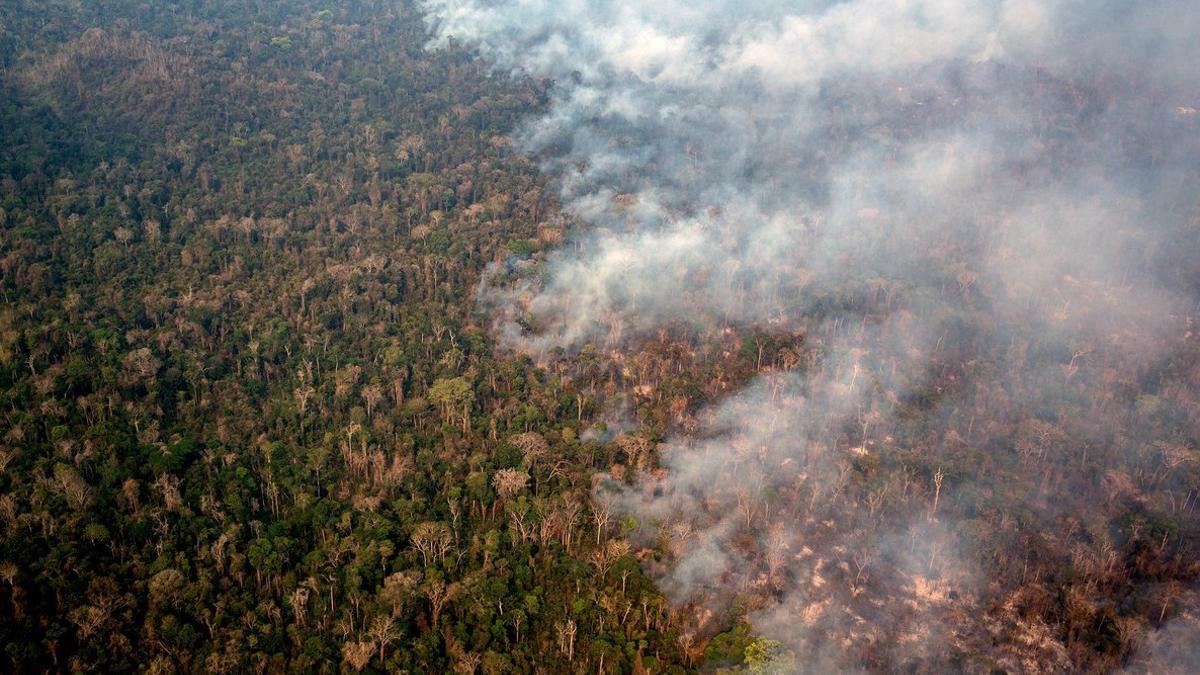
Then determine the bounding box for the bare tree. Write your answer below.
[735,484,760,528]
[368,615,400,661]
[411,522,454,567]
[616,435,655,473]
[361,384,384,420]
[765,525,790,588]
[423,578,459,625]
[342,640,374,672]
[381,570,420,617]
[558,498,583,551]
[929,468,945,521]
[556,618,578,663]
[53,463,92,510]
[592,494,615,546]
[511,431,549,469]
[452,652,480,675]
[288,586,310,627]
[589,539,631,578]
[493,468,530,500]
[293,385,314,419]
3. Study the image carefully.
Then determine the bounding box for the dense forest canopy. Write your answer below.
[0,1,689,672]
[1,0,1199,673]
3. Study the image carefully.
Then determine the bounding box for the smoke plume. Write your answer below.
[421,0,1200,669]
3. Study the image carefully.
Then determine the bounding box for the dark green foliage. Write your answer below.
[0,1,685,672]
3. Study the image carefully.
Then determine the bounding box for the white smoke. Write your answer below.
[421,0,1200,668]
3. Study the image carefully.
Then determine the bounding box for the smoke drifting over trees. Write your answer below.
[423,0,1200,671]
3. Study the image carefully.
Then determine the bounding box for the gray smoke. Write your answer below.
[425,0,1195,352]
[421,0,1200,669]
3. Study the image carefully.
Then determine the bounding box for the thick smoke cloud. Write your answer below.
[427,0,1195,351]
[421,0,1200,669]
